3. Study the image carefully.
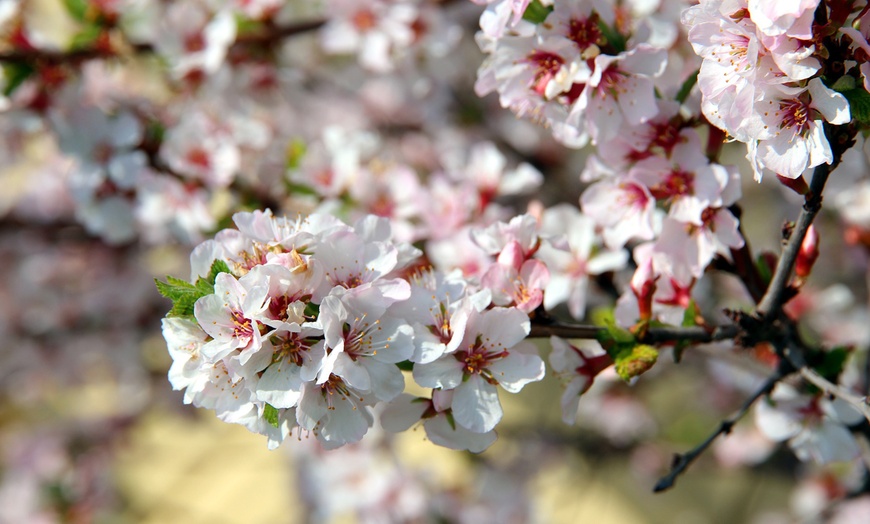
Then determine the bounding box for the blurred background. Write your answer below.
[2,0,870,522]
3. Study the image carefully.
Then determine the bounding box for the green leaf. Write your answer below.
[597,19,626,54]
[304,302,320,319]
[62,0,90,21]
[672,301,698,363]
[155,260,230,319]
[831,75,857,92]
[841,88,870,125]
[444,410,457,431]
[69,24,102,50]
[263,404,280,428]
[814,347,851,382]
[2,63,35,97]
[206,259,232,285]
[595,321,635,349]
[522,0,553,24]
[155,276,204,318]
[285,138,307,170]
[756,254,775,286]
[675,70,699,104]
[395,360,414,372]
[613,344,659,382]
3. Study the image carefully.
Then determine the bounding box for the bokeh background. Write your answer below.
[2,0,870,523]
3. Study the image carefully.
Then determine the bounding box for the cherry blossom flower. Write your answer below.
[480,240,549,312]
[755,384,864,464]
[413,306,544,433]
[195,272,270,364]
[401,270,491,364]
[537,204,629,319]
[381,391,498,452]
[549,336,612,425]
[748,78,851,181]
[319,0,417,72]
[580,176,656,249]
[570,45,668,144]
[318,287,414,403]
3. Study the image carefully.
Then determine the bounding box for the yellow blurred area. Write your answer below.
[113,394,648,524]
[115,411,299,524]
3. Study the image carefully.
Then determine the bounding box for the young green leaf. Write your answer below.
[263,403,280,428]
[613,344,659,382]
[522,0,553,24]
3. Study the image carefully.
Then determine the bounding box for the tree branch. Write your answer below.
[528,321,739,344]
[0,20,326,65]
[799,366,870,423]
[755,163,832,318]
[653,364,790,492]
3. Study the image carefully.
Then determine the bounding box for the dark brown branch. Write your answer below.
[0,19,326,65]
[234,19,326,47]
[755,163,832,318]
[528,322,740,345]
[653,364,790,493]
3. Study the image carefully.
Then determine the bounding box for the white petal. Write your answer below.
[452,375,502,433]
[380,394,428,432]
[256,362,303,409]
[489,343,545,393]
[809,77,850,125]
[425,416,498,453]
[413,356,464,389]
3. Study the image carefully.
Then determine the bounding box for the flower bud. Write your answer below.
[795,225,820,279]
[630,257,657,322]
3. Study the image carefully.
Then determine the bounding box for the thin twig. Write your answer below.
[528,321,739,344]
[755,163,832,318]
[799,366,870,423]
[653,365,788,493]
[0,20,326,65]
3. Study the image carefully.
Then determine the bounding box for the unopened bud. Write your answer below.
[776,174,809,195]
[795,225,820,278]
[630,258,657,322]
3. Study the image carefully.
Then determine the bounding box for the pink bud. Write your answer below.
[795,225,820,278]
[630,257,657,321]
[776,174,809,195]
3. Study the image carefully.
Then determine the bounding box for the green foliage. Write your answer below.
[263,403,280,428]
[675,70,699,104]
[597,19,626,54]
[672,301,698,363]
[62,0,90,21]
[840,88,870,126]
[69,24,103,50]
[613,344,659,382]
[395,360,414,372]
[155,259,231,319]
[303,302,320,319]
[522,0,553,24]
[594,310,659,381]
[2,63,35,97]
[814,347,851,383]
[756,254,775,286]
[285,138,307,170]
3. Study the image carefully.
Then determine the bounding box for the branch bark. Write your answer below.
[653,365,789,492]
[755,163,832,318]
[528,321,740,344]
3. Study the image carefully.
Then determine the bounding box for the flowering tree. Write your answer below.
[5,0,870,521]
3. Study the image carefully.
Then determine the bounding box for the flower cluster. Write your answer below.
[161,210,548,451]
[683,0,853,180]
[475,0,674,147]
